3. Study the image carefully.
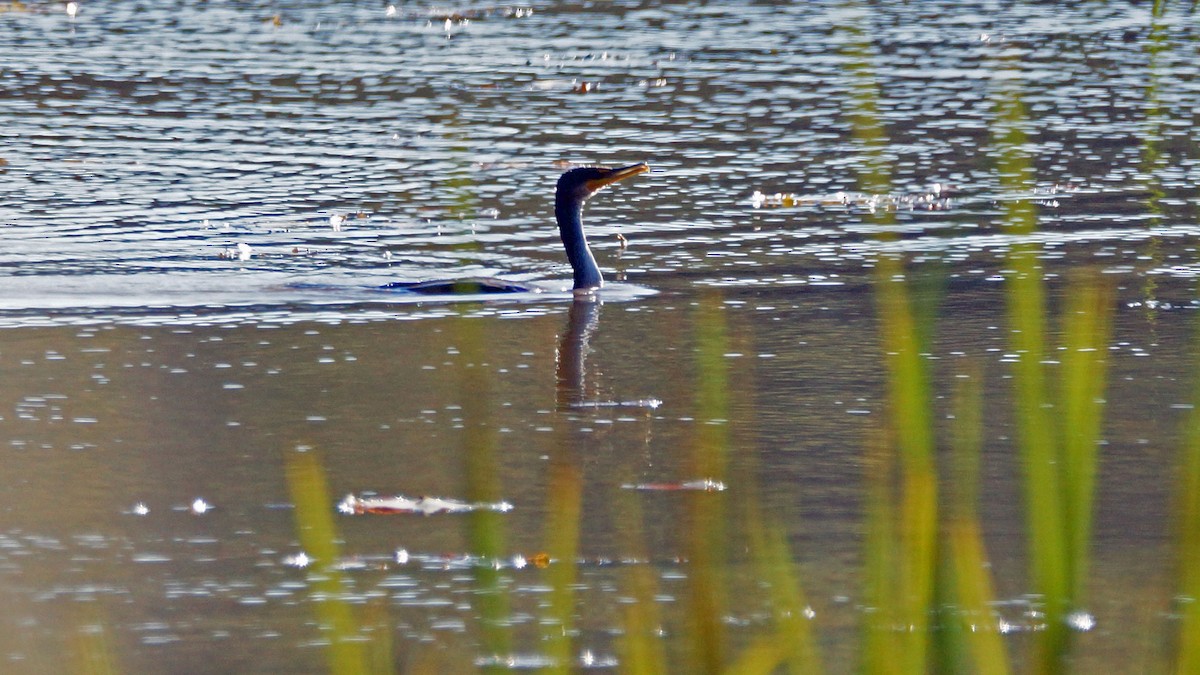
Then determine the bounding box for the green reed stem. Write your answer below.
[540,451,583,674]
[861,426,901,675]
[70,605,120,675]
[844,11,938,672]
[455,314,512,667]
[614,477,668,675]
[285,448,372,675]
[945,369,1010,675]
[1059,273,1113,604]
[993,59,1118,672]
[1173,318,1200,673]
[739,469,822,674]
[685,292,731,673]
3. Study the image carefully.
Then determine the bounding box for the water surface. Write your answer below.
[3,0,1200,671]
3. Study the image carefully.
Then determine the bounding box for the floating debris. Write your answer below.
[331,557,373,571]
[621,479,727,492]
[282,551,385,571]
[475,651,616,670]
[279,549,681,575]
[750,183,1077,213]
[329,214,346,232]
[567,398,662,410]
[65,1,76,18]
[338,493,514,516]
[218,243,253,261]
[750,189,953,212]
[382,6,534,21]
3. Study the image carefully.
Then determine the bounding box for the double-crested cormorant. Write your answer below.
[384,162,649,295]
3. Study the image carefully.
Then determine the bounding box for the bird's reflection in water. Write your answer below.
[555,297,663,411]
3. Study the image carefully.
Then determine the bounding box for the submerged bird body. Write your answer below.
[384,163,648,295]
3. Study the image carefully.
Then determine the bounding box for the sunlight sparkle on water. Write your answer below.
[1067,610,1097,632]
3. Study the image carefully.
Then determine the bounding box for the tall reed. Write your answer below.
[285,448,372,674]
[453,313,513,668]
[1172,314,1200,672]
[843,11,939,672]
[682,292,732,673]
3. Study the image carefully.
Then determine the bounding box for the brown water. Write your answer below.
[3,0,1200,671]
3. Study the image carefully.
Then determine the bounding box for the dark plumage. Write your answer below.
[383,163,648,294]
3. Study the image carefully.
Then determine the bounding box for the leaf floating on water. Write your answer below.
[620,479,727,492]
[337,493,514,516]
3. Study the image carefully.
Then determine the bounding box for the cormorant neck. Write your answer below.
[555,192,603,290]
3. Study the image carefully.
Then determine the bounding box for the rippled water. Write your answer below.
[3,0,1200,671]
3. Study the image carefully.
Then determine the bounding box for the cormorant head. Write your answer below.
[556,163,649,206]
